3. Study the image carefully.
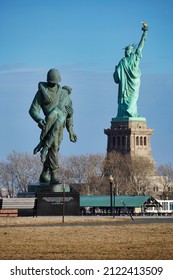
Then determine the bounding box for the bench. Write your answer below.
[0,198,37,217]
[0,209,18,217]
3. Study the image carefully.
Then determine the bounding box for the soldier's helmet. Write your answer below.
[47,69,61,84]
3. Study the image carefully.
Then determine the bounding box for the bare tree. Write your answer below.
[103,152,156,195]
[0,151,42,196]
[60,153,105,194]
[128,156,155,195]
[0,150,159,197]
[103,152,132,195]
[0,162,16,197]
[157,163,173,199]
[85,153,106,194]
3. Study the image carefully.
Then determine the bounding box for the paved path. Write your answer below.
[112,216,173,225]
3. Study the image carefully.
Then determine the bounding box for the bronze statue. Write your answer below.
[29,69,77,184]
[113,22,148,118]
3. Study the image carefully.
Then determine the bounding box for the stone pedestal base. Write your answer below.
[104,117,154,159]
[19,182,80,216]
[36,192,80,216]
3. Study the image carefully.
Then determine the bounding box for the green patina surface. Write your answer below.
[113,23,148,118]
[112,116,146,122]
[28,183,70,193]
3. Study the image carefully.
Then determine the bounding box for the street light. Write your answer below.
[62,181,66,224]
[113,183,116,218]
[109,175,114,216]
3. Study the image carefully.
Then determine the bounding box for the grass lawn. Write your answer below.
[0,216,172,260]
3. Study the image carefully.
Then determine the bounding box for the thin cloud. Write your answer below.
[0,65,46,75]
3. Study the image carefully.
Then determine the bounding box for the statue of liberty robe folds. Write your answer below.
[113,23,148,118]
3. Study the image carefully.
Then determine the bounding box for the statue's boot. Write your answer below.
[50,169,61,185]
[39,167,50,183]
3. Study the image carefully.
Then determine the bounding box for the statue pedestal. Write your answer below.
[23,182,80,216]
[28,182,70,193]
[36,192,80,216]
[104,117,154,159]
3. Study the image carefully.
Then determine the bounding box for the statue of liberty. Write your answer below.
[113,22,148,118]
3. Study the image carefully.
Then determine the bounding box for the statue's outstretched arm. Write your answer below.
[137,22,148,51]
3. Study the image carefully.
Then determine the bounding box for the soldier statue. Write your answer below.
[29,68,77,184]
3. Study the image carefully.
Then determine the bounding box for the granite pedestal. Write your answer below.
[36,192,80,216]
[26,182,80,216]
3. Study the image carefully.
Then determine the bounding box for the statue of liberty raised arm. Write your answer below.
[113,22,148,118]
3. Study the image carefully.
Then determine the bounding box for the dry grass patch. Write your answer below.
[0,217,172,260]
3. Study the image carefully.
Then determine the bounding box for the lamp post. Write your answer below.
[109,175,114,216]
[113,183,116,218]
[62,181,65,224]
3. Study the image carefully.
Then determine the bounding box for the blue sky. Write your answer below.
[0,0,173,167]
